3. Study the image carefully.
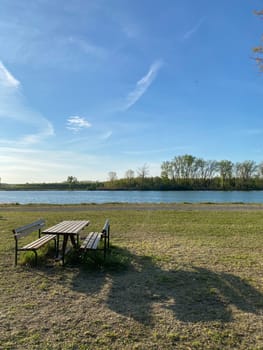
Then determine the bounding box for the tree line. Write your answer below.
[2,155,263,191]
[159,155,263,190]
[104,155,263,191]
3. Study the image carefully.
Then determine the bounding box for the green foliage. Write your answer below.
[2,155,263,191]
[20,242,56,266]
[78,245,130,271]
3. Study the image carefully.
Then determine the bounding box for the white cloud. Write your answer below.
[183,17,205,40]
[100,130,112,140]
[66,116,92,133]
[0,60,54,145]
[0,146,110,183]
[20,121,55,145]
[68,37,108,59]
[124,60,163,110]
[0,61,20,88]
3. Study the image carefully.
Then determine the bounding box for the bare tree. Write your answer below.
[108,171,117,182]
[218,160,233,178]
[253,9,263,71]
[235,161,258,181]
[218,160,233,187]
[137,164,149,179]
[125,169,135,179]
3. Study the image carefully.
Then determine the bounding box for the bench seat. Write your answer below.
[80,232,102,250]
[20,234,57,251]
[80,219,110,259]
[13,219,56,266]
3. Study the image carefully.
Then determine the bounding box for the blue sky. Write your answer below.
[0,0,262,183]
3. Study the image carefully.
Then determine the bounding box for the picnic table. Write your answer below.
[42,220,90,265]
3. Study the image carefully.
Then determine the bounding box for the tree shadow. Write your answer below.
[158,266,263,323]
[69,247,263,324]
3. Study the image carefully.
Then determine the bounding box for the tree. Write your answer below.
[137,164,149,179]
[253,10,263,71]
[108,171,117,182]
[218,160,233,188]
[67,176,78,190]
[125,169,135,179]
[161,161,172,179]
[194,158,206,179]
[258,162,263,177]
[203,160,218,180]
[235,161,258,181]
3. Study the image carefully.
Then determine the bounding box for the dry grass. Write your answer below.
[0,204,263,349]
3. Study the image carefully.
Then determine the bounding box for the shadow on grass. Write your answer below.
[68,246,263,325]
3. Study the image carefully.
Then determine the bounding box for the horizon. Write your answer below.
[0,1,262,184]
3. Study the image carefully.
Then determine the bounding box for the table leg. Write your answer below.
[56,234,60,258]
[62,234,69,265]
[69,234,78,248]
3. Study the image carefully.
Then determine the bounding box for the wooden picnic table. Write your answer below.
[42,220,90,265]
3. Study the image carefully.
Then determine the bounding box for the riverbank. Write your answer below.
[1,202,263,211]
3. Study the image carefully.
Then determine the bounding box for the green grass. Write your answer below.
[0,204,263,349]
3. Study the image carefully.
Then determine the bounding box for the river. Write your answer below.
[1,190,263,204]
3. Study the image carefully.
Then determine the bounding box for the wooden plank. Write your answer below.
[43,220,89,234]
[20,234,56,250]
[87,233,101,249]
[80,232,101,250]
[102,219,110,232]
[80,232,95,249]
[13,219,45,238]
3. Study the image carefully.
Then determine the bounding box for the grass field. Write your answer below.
[0,204,263,349]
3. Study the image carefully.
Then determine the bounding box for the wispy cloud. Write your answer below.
[124,60,163,110]
[100,130,112,140]
[68,37,108,59]
[0,61,20,88]
[183,17,205,40]
[0,60,54,145]
[66,116,92,133]
[20,121,55,145]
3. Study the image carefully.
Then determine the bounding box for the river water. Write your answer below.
[0,190,263,204]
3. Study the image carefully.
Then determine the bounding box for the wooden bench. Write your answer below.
[80,219,110,259]
[13,219,57,266]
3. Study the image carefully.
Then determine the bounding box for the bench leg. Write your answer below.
[15,249,18,266]
[103,234,106,260]
[33,251,38,266]
[15,240,18,266]
[107,226,110,249]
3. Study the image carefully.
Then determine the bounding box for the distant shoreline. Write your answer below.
[1,202,263,211]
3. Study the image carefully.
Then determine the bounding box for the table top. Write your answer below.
[43,220,90,235]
